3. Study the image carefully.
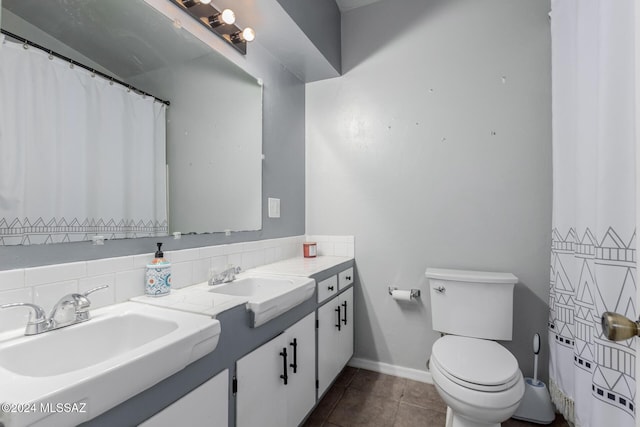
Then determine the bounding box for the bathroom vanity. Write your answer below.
[82,256,355,427]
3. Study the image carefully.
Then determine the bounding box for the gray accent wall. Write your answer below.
[306,0,552,380]
[275,0,342,73]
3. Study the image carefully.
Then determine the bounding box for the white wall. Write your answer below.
[306,0,552,380]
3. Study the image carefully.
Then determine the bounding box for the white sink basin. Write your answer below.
[0,302,221,427]
[209,274,315,327]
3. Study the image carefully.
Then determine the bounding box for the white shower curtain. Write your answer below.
[0,37,167,244]
[548,1,636,426]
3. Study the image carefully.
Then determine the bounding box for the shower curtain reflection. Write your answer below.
[0,37,167,245]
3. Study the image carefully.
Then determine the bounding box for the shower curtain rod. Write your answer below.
[1,29,170,106]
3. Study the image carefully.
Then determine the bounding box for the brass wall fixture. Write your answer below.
[172,0,255,55]
[601,312,640,341]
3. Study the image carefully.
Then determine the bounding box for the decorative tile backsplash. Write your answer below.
[0,235,354,333]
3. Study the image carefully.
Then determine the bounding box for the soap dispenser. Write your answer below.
[145,242,172,297]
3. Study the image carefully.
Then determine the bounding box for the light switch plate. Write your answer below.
[268,198,280,218]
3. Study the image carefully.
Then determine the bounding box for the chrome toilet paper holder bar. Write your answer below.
[388,287,421,298]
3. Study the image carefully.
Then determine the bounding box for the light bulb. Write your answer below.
[221,9,236,25]
[208,9,236,28]
[242,27,256,42]
[200,0,212,3]
[231,27,256,44]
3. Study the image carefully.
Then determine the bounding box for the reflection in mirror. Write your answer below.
[0,35,168,245]
[0,0,263,240]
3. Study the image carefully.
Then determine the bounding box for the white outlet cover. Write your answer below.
[268,198,280,218]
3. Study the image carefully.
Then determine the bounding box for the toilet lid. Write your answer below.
[432,336,520,390]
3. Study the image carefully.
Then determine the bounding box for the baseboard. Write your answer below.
[347,357,433,384]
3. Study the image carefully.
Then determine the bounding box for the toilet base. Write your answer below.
[445,407,500,427]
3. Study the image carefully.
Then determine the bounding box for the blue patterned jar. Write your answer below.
[145,242,171,297]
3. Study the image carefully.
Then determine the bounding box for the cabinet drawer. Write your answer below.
[338,267,354,290]
[317,275,338,303]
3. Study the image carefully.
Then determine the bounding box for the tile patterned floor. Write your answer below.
[303,367,570,427]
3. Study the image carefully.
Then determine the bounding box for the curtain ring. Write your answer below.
[90,70,96,78]
[127,86,132,93]
[69,60,74,69]
[22,42,29,50]
[48,51,54,60]
[109,78,114,86]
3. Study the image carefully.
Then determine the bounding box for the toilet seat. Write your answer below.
[431,335,520,392]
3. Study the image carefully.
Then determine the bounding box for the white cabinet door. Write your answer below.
[236,312,316,427]
[139,369,228,427]
[317,287,354,397]
[337,287,354,369]
[284,312,316,427]
[236,334,287,427]
[317,295,341,397]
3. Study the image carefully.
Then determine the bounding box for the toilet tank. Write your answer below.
[426,268,518,341]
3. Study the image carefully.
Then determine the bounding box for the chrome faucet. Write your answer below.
[0,302,50,335]
[0,285,109,335]
[50,285,108,328]
[209,265,242,286]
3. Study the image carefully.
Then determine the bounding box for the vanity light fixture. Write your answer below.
[208,9,236,28]
[174,0,255,55]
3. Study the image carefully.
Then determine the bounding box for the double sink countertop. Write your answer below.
[131,256,353,317]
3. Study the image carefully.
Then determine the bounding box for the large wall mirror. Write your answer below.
[0,0,263,239]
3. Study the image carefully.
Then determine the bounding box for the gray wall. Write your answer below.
[0,7,306,270]
[275,0,342,73]
[305,0,552,380]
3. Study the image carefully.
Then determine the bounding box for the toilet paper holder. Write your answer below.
[388,287,421,299]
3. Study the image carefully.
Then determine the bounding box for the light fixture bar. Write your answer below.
[172,0,254,55]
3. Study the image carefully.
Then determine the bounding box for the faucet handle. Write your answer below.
[0,302,50,335]
[83,285,109,298]
[77,285,109,314]
[233,265,242,274]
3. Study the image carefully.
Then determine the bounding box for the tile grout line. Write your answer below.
[323,368,360,427]
[322,387,347,427]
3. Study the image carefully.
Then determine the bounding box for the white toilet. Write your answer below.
[425,268,525,427]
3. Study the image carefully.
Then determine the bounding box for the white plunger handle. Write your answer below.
[533,333,540,384]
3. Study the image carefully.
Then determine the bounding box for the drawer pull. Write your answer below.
[335,306,342,331]
[328,285,334,291]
